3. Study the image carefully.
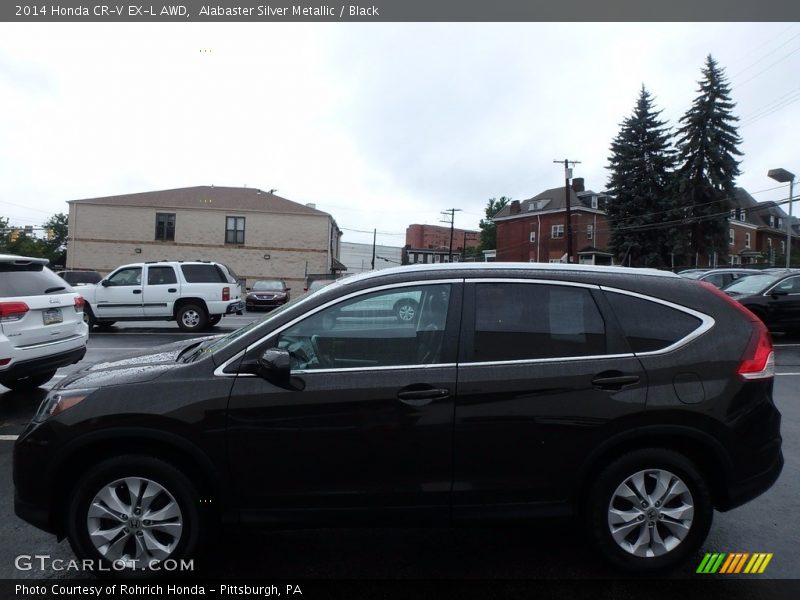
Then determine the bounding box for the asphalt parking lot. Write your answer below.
[0,314,798,584]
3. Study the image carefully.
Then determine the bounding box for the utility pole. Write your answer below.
[371,228,376,270]
[553,158,581,263]
[440,208,462,262]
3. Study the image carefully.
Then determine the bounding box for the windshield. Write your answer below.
[253,280,284,291]
[724,274,778,295]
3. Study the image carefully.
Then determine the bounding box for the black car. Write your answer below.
[14,263,782,574]
[56,270,103,286]
[678,268,757,289]
[724,269,800,332]
[245,280,290,311]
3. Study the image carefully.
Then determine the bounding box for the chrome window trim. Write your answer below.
[763,276,800,296]
[213,279,462,377]
[460,353,636,368]
[599,285,715,356]
[467,277,600,289]
[293,363,458,375]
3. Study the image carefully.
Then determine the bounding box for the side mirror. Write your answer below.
[101,279,111,287]
[771,290,789,297]
[246,287,251,292]
[285,287,291,292]
[255,348,291,386]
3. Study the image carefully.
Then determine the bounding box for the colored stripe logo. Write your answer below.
[697,553,773,574]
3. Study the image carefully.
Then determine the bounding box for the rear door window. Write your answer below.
[147,266,178,285]
[604,292,703,353]
[467,282,607,362]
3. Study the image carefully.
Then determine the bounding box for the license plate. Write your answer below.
[42,308,63,325]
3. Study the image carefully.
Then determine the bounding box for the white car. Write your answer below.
[79,260,245,332]
[0,254,89,391]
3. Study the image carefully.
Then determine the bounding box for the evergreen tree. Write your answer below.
[673,55,742,265]
[477,196,510,252]
[606,86,676,268]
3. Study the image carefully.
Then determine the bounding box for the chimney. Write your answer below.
[571,177,585,193]
[305,203,317,209]
[510,200,521,214]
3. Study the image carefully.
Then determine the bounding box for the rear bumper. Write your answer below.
[0,345,86,382]
[718,444,783,511]
[225,300,245,314]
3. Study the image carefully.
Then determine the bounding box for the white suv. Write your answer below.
[0,254,89,391]
[80,261,245,332]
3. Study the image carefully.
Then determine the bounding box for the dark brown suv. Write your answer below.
[14,263,782,574]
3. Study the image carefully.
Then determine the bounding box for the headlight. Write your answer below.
[33,388,97,423]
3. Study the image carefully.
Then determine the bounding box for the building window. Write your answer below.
[729,229,734,246]
[768,238,773,250]
[530,231,536,243]
[778,218,783,229]
[730,209,736,219]
[731,255,741,265]
[745,232,751,248]
[740,210,746,222]
[781,241,786,255]
[155,213,175,241]
[549,258,563,264]
[225,216,245,244]
[551,224,564,239]
[587,224,594,240]
[591,196,598,209]
[770,216,775,227]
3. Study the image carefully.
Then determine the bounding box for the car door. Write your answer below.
[94,267,144,319]
[225,280,462,525]
[764,275,800,329]
[142,265,179,317]
[452,279,647,520]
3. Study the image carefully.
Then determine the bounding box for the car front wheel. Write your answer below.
[586,448,713,573]
[394,299,418,322]
[66,455,202,574]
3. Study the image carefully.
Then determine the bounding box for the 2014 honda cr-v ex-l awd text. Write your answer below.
[13,263,783,573]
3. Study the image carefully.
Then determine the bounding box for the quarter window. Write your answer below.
[155,213,176,241]
[225,216,246,244]
[277,284,451,370]
[605,292,702,353]
[468,283,606,362]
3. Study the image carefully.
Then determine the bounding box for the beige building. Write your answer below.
[67,186,343,289]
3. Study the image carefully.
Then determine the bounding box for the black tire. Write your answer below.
[176,304,208,332]
[96,321,116,329]
[66,455,203,576]
[394,298,418,322]
[83,308,96,329]
[207,315,222,327]
[0,370,56,391]
[586,448,713,573]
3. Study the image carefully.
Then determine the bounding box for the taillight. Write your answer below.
[74,296,85,313]
[698,282,774,381]
[738,320,775,381]
[0,301,29,322]
[222,287,230,301]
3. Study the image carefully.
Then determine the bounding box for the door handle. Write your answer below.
[132,289,142,295]
[168,288,177,293]
[397,387,450,407]
[591,373,640,390]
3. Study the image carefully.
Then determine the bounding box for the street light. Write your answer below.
[768,168,796,269]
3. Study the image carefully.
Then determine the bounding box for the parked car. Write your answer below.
[724,270,800,332]
[56,270,103,287]
[245,280,291,311]
[1,254,88,391]
[678,268,757,289]
[79,261,244,331]
[14,263,782,574]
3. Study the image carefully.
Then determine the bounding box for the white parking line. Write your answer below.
[774,344,800,348]
[776,372,800,376]
[0,435,19,441]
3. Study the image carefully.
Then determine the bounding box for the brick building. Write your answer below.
[492,178,613,264]
[728,188,793,266]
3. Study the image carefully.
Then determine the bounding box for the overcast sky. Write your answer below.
[1,22,798,246]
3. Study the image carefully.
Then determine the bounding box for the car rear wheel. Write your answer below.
[0,370,56,391]
[394,299,418,322]
[66,455,203,575]
[83,308,96,329]
[586,448,713,573]
[176,304,208,332]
